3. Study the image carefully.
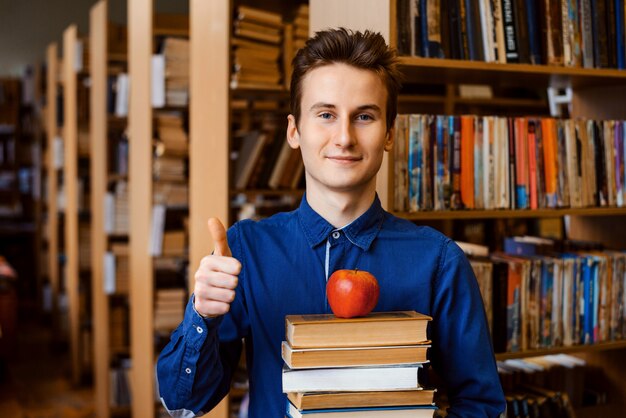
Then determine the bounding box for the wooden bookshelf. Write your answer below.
[62,24,82,386]
[89,1,111,416]
[128,0,154,417]
[188,1,231,416]
[396,56,626,89]
[45,43,60,345]
[496,340,626,361]
[310,0,626,415]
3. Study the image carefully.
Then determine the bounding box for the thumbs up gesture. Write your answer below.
[193,218,242,318]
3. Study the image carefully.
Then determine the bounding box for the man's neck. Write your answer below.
[305,183,377,229]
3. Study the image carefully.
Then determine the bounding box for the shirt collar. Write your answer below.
[297,194,385,251]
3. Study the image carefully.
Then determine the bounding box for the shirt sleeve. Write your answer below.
[156,224,249,416]
[429,239,506,418]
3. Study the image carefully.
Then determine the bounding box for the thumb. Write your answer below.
[208,217,231,257]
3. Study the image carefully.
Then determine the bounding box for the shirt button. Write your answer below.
[196,326,203,334]
[185,367,191,374]
[332,231,340,239]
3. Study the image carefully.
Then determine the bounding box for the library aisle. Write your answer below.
[0,301,94,417]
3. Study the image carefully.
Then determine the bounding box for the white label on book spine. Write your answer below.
[151,55,165,108]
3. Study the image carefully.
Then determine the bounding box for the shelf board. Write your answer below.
[394,207,626,220]
[397,57,626,89]
[453,97,547,108]
[496,340,626,360]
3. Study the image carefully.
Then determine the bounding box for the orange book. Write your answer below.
[541,118,558,208]
[460,116,475,209]
[514,118,529,209]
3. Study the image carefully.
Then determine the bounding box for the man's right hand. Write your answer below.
[193,218,241,318]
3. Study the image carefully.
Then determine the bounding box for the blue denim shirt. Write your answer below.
[157,195,505,417]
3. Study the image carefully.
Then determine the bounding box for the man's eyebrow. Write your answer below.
[355,104,382,113]
[309,102,336,111]
[308,103,382,113]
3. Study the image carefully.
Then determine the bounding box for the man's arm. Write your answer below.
[157,219,248,416]
[430,239,506,417]
[157,298,243,415]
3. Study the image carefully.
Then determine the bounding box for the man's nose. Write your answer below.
[333,117,356,148]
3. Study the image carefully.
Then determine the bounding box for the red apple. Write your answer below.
[326,269,380,318]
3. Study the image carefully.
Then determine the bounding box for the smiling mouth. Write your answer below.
[327,156,362,163]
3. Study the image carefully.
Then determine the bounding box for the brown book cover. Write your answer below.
[285,311,431,349]
[236,5,283,27]
[287,389,436,410]
[281,341,430,369]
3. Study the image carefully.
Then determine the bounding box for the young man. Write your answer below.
[157,28,505,417]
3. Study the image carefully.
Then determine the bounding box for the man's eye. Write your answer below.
[356,114,373,121]
[319,112,333,120]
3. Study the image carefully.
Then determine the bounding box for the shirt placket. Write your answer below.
[324,229,345,312]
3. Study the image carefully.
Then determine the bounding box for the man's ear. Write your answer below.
[287,114,300,149]
[384,125,394,152]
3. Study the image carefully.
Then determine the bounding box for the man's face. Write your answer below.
[287,63,393,195]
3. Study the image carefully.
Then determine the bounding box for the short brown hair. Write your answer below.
[290,27,402,132]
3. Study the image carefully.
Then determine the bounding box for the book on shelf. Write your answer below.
[282,362,426,393]
[287,389,435,411]
[281,341,430,369]
[286,402,436,418]
[285,311,431,349]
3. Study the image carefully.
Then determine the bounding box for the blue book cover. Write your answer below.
[408,116,421,211]
[464,0,477,60]
[592,257,600,343]
[616,0,625,68]
[435,116,446,210]
[504,238,537,256]
[419,0,429,57]
[524,0,541,64]
[581,256,596,344]
[540,259,554,348]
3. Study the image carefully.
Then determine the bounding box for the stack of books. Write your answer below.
[104,181,129,235]
[284,4,309,88]
[161,37,189,107]
[281,311,437,417]
[231,5,284,90]
[155,112,188,157]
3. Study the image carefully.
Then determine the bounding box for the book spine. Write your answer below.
[525,0,542,64]
[501,0,519,62]
[616,0,625,69]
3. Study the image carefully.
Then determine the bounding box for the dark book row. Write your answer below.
[397,0,626,69]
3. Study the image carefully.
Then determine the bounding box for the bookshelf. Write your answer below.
[310,0,626,415]
[127,0,154,416]
[45,43,61,344]
[62,23,83,386]
[188,1,230,416]
[89,1,112,416]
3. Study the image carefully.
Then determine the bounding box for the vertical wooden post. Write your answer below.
[190,0,231,414]
[128,0,154,415]
[63,24,81,385]
[90,1,110,416]
[46,43,60,335]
